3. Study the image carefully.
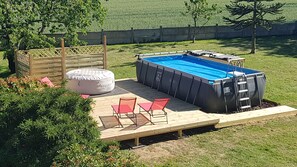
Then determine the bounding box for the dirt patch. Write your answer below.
[132,137,191,165]
[251,99,279,110]
[121,126,216,165]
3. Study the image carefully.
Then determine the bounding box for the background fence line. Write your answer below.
[48,22,297,45]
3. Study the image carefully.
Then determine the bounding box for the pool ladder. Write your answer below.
[235,75,252,111]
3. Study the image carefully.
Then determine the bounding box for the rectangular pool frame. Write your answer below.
[136,53,266,113]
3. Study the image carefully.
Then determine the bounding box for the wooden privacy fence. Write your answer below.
[15,36,107,85]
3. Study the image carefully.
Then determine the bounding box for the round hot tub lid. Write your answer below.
[66,68,114,80]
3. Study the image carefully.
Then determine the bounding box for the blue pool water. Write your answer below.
[144,55,258,81]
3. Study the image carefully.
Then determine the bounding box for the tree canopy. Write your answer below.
[224,0,285,53]
[182,0,220,42]
[0,0,106,72]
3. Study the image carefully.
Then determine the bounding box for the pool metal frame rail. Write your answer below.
[136,52,266,113]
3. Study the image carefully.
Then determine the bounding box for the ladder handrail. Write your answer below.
[237,74,251,111]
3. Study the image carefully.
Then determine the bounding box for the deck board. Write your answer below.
[90,79,296,143]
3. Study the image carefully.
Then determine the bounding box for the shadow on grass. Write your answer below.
[110,42,190,54]
[120,125,217,149]
[110,62,136,68]
[0,71,11,78]
[0,61,11,78]
[217,35,297,58]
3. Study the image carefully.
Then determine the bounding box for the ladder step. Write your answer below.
[239,97,250,101]
[240,105,251,110]
[238,89,248,93]
[238,81,247,85]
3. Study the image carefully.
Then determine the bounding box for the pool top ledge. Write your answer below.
[142,54,265,84]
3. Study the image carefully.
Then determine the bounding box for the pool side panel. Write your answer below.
[136,59,266,113]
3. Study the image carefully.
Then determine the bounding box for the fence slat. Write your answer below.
[66,56,103,61]
[66,60,103,66]
[32,67,62,74]
[17,61,30,70]
[66,62,104,68]
[66,65,104,71]
[103,35,107,69]
[61,38,66,80]
[32,63,62,70]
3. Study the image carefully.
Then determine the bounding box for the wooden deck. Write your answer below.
[90,79,297,145]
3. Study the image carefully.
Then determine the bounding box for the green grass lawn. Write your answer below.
[134,116,297,166]
[1,36,296,166]
[1,36,296,107]
[107,35,297,108]
[106,35,297,166]
[92,0,297,31]
[0,52,10,78]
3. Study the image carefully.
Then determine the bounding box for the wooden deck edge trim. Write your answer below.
[115,78,137,82]
[215,109,297,129]
[101,118,219,142]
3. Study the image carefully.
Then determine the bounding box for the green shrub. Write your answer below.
[0,85,99,166]
[52,144,143,167]
[0,77,142,167]
[0,76,45,94]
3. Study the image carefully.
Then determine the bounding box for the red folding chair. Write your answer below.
[138,98,170,124]
[112,97,137,127]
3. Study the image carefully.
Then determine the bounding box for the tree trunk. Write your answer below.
[193,20,197,43]
[251,26,256,54]
[7,53,15,73]
[251,0,257,54]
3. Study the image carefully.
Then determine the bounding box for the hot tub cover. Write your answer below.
[66,68,114,80]
[66,68,115,95]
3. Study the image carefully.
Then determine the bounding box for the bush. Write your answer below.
[0,76,45,94]
[0,86,99,166]
[0,77,142,167]
[52,144,143,167]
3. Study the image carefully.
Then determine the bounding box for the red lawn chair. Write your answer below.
[112,97,137,127]
[138,98,170,124]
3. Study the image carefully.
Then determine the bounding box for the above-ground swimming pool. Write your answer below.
[136,54,266,113]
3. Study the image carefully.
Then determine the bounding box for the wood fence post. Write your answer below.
[103,35,107,69]
[131,27,134,43]
[187,24,191,40]
[14,50,19,77]
[215,24,219,39]
[29,54,33,76]
[294,21,297,34]
[101,29,104,44]
[160,26,163,42]
[61,38,66,80]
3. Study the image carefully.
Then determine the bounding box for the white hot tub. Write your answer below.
[66,68,115,95]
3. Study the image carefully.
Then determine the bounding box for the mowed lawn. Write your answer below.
[106,36,297,166]
[1,36,297,166]
[133,116,297,166]
[0,52,10,78]
[92,0,297,31]
[107,35,297,108]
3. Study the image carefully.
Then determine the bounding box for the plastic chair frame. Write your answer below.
[112,97,137,127]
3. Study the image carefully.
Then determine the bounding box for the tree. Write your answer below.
[182,0,220,43]
[0,0,106,73]
[224,0,285,54]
